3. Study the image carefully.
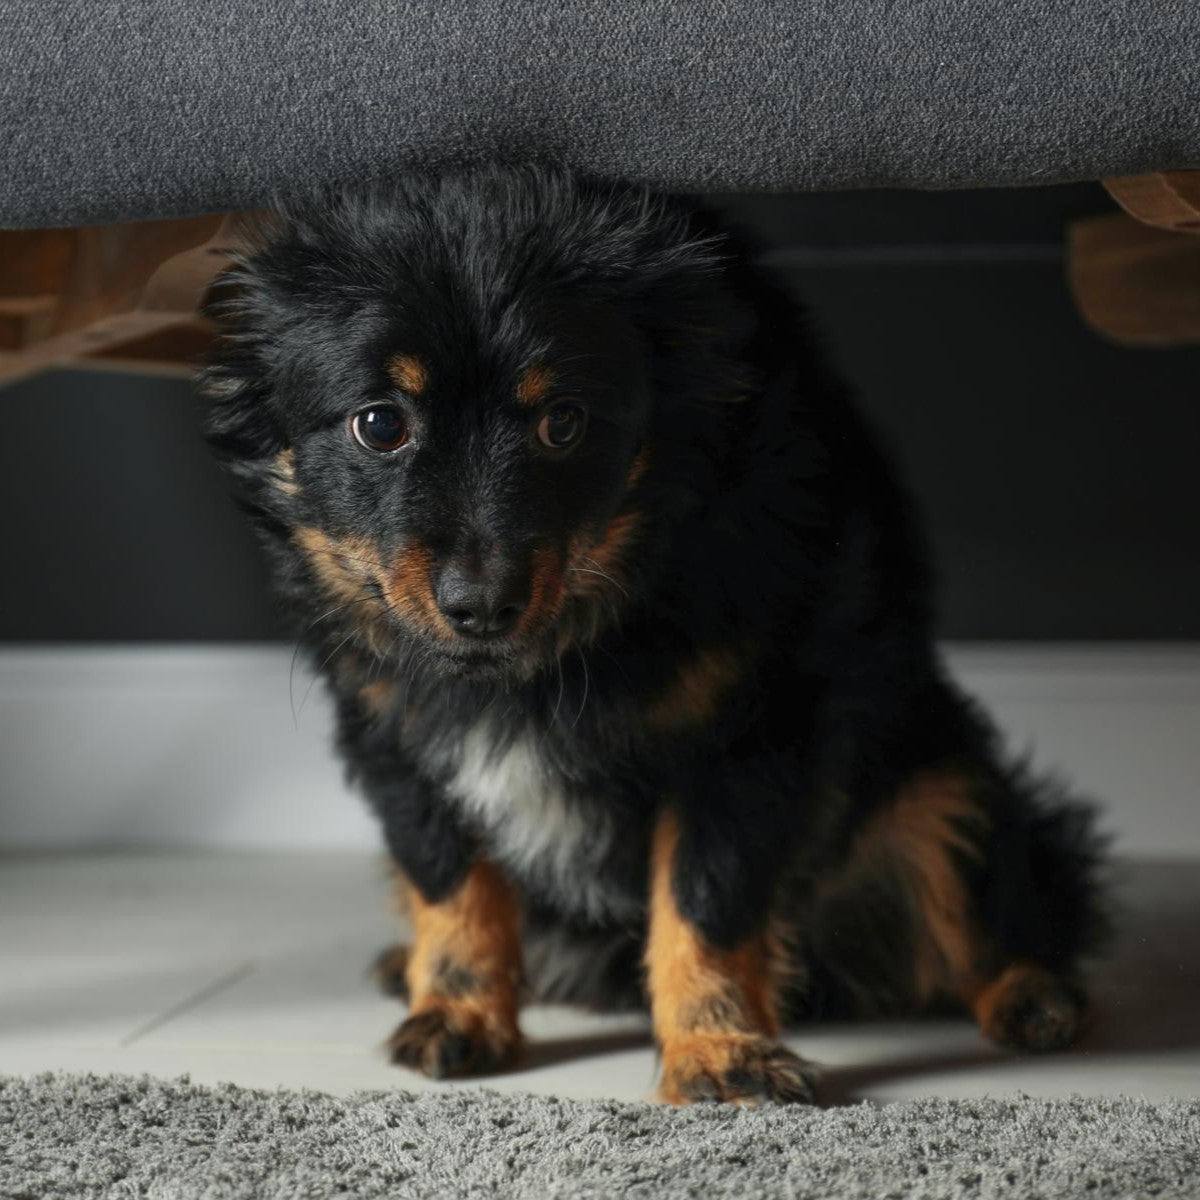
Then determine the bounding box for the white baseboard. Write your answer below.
[1,644,1198,856]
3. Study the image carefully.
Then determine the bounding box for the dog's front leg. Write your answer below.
[347,712,524,1079]
[645,808,816,1105]
[387,860,524,1078]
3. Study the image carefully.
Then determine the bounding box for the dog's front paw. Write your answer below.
[659,1033,817,1106]
[387,1005,521,1079]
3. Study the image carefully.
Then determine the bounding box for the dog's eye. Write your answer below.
[536,404,587,451]
[351,406,409,454]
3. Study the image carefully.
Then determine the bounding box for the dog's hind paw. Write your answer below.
[973,964,1082,1053]
[370,943,411,1000]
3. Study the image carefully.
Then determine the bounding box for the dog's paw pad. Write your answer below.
[660,1035,818,1106]
[387,1007,519,1079]
[976,965,1082,1053]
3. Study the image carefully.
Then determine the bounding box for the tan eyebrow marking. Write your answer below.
[515,364,555,408]
[387,354,429,395]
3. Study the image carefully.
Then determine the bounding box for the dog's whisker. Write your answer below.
[571,647,591,729]
[551,654,566,728]
[594,641,634,688]
[288,639,305,731]
[567,565,630,601]
[303,548,393,576]
[291,592,383,726]
[296,628,359,722]
[580,555,624,579]
[397,655,417,718]
[332,554,392,574]
[369,637,395,684]
[305,595,379,635]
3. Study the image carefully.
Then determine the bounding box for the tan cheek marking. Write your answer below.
[271,449,300,496]
[517,545,567,636]
[646,646,745,735]
[383,543,452,640]
[588,509,640,573]
[565,509,641,602]
[388,354,429,395]
[292,526,394,657]
[549,456,648,641]
[555,510,642,650]
[293,527,379,607]
[625,446,650,491]
[358,679,397,716]
[515,364,555,408]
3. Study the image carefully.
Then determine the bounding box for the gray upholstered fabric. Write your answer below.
[2,1074,1198,1199]
[2,1,1199,229]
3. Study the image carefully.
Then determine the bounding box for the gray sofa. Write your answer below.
[3,0,1199,228]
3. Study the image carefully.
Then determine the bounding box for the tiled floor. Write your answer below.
[1,853,1196,1104]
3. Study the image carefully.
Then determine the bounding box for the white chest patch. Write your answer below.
[444,721,625,923]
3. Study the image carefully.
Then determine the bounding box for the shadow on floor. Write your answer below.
[1082,858,1200,1054]
[817,859,1200,1103]
[517,1029,656,1073]
[469,859,1200,1099]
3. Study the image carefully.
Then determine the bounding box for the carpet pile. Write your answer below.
[1,1073,1197,1198]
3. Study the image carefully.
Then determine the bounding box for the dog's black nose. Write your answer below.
[435,563,528,638]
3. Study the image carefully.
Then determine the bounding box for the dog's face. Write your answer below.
[204,169,740,683]
[284,295,650,680]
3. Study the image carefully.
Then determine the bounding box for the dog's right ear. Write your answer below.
[195,243,303,525]
[198,255,286,462]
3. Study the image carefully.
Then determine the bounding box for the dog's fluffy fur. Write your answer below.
[201,165,1108,1104]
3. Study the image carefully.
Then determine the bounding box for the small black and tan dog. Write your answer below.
[201,165,1106,1105]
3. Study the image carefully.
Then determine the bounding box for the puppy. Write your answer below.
[201,165,1107,1105]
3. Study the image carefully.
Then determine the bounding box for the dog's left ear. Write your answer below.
[595,197,760,410]
[631,256,760,410]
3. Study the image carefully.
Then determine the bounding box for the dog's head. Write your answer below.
[202,166,751,682]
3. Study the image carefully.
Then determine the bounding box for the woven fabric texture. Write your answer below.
[2,1,1199,227]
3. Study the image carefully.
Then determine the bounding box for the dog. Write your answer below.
[201,164,1107,1105]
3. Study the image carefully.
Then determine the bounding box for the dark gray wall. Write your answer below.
[3,184,1198,642]
[0,370,280,640]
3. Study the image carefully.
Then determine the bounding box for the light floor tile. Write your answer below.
[1,853,1196,1104]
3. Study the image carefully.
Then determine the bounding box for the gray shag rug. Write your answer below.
[1,1075,1197,1199]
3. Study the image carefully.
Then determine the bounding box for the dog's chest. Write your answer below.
[433,720,642,924]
